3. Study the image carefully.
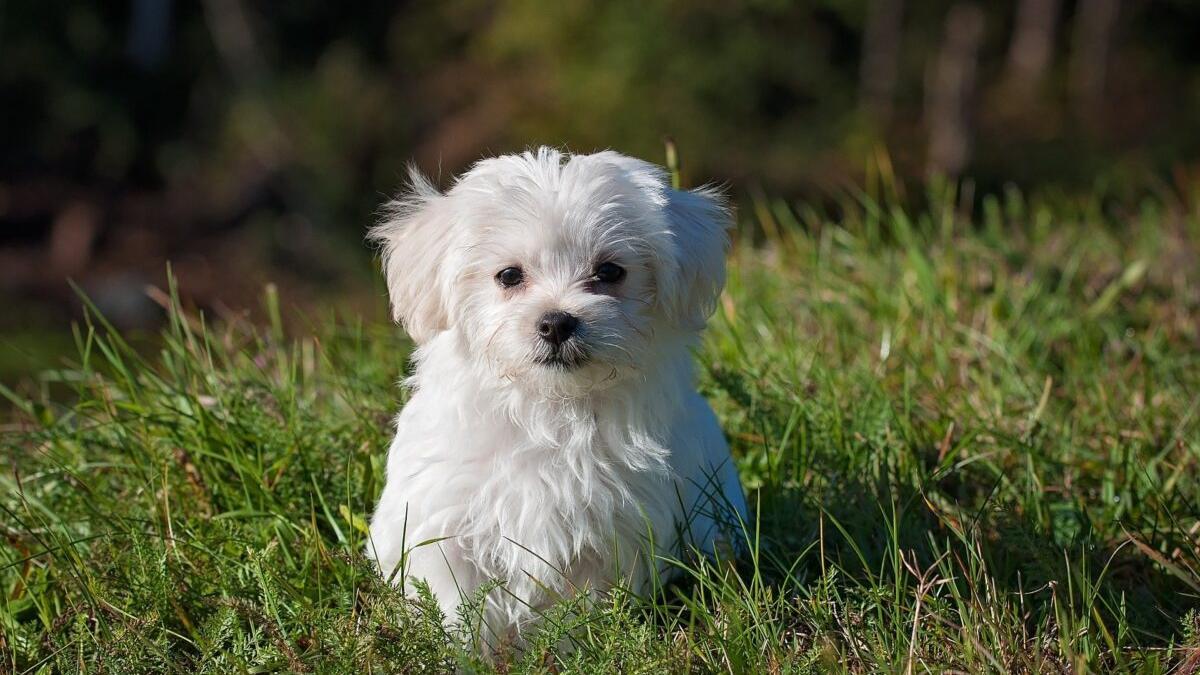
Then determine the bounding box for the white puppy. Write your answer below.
[366,147,746,646]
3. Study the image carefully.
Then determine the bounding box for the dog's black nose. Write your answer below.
[537,311,578,346]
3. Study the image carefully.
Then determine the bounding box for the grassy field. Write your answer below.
[3,180,1200,673]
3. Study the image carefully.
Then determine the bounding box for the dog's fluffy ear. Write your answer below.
[589,152,731,330]
[369,168,457,344]
[659,185,731,330]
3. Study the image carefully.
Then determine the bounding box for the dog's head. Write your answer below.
[371,147,729,393]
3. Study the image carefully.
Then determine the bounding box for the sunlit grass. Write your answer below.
[3,182,1199,672]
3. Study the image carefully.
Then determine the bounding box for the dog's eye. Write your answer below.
[496,266,524,288]
[593,262,626,284]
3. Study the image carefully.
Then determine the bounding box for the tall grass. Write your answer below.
[3,181,1199,672]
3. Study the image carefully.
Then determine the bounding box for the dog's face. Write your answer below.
[371,148,729,394]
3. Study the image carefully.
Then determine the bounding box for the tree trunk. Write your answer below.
[859,0,906,125]
[1003,0,1061,101]
[926,3,986,178]
[1069,0,1119,129]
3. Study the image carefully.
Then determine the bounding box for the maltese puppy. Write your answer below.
[366,147,746,647]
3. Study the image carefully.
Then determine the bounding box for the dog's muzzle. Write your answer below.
[537,311,578,346]
[535,311,588,369]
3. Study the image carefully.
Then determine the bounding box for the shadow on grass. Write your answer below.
[724,474,1196,646]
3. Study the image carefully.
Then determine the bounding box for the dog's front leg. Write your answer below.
[399,538,482,628]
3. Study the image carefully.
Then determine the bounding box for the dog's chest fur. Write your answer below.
[434,396,673,573]
[382,345,685,611]
[460,403,674,580]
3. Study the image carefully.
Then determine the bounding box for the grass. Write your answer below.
[3,178,1200,672]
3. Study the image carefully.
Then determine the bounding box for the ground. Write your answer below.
[3,181,1199,672]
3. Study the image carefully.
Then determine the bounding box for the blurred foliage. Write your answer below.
[6,2,1200,195]
[3,1,1200,345]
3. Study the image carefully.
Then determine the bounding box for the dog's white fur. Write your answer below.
[366,147,746,645]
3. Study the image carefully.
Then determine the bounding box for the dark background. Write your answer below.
[3,0,1199,377]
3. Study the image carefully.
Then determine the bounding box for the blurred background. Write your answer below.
[3,0,1200,379]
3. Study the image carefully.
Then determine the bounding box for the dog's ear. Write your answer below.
[658,185,731,331]
[369,168,457,344]
[588,152,731,331]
